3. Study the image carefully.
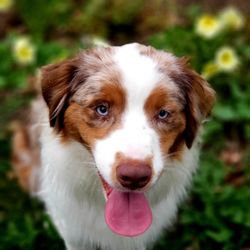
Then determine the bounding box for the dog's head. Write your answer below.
[41,43,215,237]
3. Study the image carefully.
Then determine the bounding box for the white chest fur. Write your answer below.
[39,123,199,250]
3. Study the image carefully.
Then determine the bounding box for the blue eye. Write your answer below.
[96,103,109,116]
[158,109,169,119]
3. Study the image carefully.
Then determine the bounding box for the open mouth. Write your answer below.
[99,174,152,237]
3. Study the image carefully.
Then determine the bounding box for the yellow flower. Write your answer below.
[0,0,13,12]
[13,37,36,65]
[219,7,245,30]
[195,14,222,39]
[201,62,219,80]
[215,46,239,72]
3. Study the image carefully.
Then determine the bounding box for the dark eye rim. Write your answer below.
[156,109,170,120]
[95,102,110,116]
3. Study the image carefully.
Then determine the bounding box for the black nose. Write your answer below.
[116,162,152,190]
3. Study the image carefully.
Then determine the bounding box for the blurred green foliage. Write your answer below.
[154,153,250,250]
[149,8,250,144]
[0,0,249,250]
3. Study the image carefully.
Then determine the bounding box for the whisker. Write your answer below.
[163,151,183,160]
[161,150,186,170]
[81,162,98,173]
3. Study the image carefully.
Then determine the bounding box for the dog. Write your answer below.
[12,43,215,250]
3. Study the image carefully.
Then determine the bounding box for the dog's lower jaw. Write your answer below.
[39,124,199,250]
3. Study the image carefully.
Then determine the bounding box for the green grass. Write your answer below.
[0,138,64,250]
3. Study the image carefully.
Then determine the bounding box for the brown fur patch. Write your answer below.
[144,84,186,161]
[41,46,116,133]
[63,82,126,149]
[138,44,215,148]
[41,58,80,131]
[11,123,33,191]
[11,98,45,193]
[170,58,216,148]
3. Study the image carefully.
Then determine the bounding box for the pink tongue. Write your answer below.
[105,189,152,237]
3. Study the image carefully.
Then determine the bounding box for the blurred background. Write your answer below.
[0,0,250,249]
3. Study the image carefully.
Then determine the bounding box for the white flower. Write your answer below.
[215,46,239,72]
[13,37,36,65]
[0,0,13,12]
[195,14,222,39]
[92,37,110,47]
[219,7,245,30]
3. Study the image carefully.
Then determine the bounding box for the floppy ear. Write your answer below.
[41,58,79,131]
[175,58,216,148]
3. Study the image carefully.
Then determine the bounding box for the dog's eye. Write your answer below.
[157,109,169,120]
[96,103,109,116]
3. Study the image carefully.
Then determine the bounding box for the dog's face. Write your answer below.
[41,43,215,237]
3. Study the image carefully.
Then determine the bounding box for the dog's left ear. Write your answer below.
[174,58,216,148]
[41,57,79,131]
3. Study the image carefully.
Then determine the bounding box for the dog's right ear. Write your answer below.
[41,58,79,131]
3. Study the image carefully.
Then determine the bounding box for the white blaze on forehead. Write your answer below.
[113,43,180,107]
[93,44,166,186]
[113,43,161,106]
[112,43,162,159]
